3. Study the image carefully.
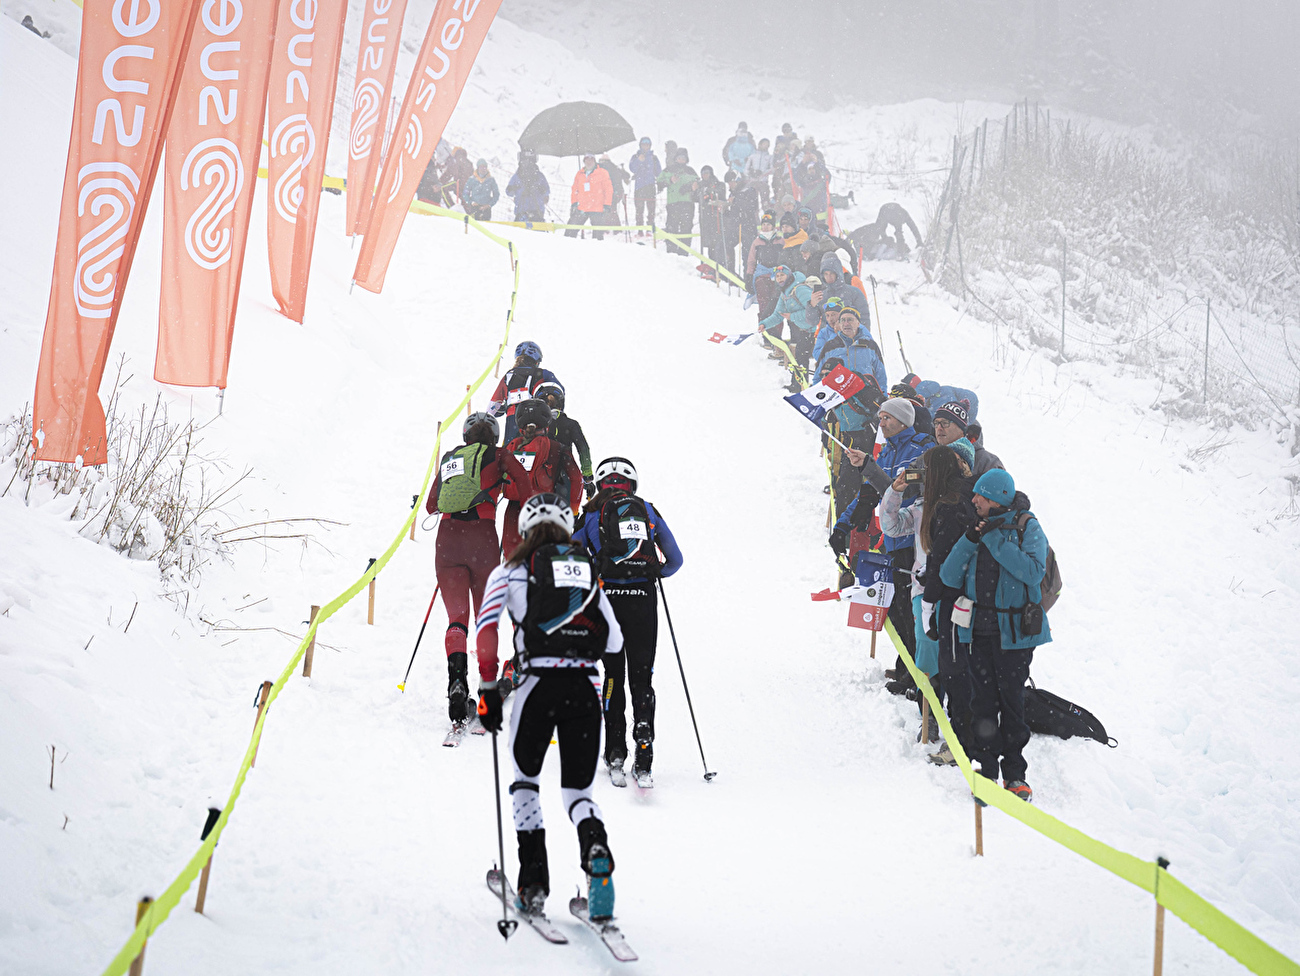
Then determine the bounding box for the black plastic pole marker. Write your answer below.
[657,580,716,781]
[490,724,517,940]
[398,586,439,692]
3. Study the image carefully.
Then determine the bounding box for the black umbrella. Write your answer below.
[518,102,636,158]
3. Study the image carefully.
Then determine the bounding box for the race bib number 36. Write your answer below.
[440,457,466,480]
[552,558,592,588]
[618,517,648,541]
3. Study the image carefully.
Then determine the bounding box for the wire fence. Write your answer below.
[921,101,1300,432]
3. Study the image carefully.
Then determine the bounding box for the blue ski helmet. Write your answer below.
[514,340,542,363]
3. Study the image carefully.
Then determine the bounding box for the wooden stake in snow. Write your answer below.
[410,495,418,541]
[974,799,984,856]
[251,681,272,767]
[869,630,876,659]
[302,606,319,678]
[1153,857,1170,976]
[127,896,152,976]
[194,807,221,914]
[367,558,377,625]
[921,694,931,745]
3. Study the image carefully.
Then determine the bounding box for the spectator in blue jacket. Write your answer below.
[760,266,817,375]
[812,295,843,364]
[463,159,500,220]
[819,253,869,326]
[914,378,980,421]
[628,137,662,233]
[939,468,1051,803]
[723,123,756,177]
[506,151,549,222]
[815,306,886,393]
[831,396,933,692]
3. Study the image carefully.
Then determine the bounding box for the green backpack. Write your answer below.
[436,444,492,513]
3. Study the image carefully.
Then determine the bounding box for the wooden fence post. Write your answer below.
[251,681,272,767]
[869,630,877,659]
[1153,857,1170,976]
[921,694,931,744]
[410,495,418,541]
[302,606,319,677]
[367,558,377,625]
[127,896,152,976]
[974,800,984,856]
[194,807,221,914]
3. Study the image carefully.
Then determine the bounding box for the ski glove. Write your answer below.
[477,686,503,733]
[922,600,939,641]
[583,478,596,500]
[964,524,983,544]
[828,525,848,556]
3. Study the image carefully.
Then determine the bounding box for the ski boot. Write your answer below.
[515,829,549,914]
[578,817,615,921]
[629,727,650,790]
[447,652,469,725]
[1004,779,1033,803]
[605,754,627,789]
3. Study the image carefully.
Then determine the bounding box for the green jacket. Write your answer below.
[656,164,698,205]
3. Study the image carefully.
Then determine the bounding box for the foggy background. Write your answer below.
[503,0,1300,138]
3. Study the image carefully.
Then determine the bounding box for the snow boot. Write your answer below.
[1004,780,1033,803]
[928,742,958,766]
[447,652,469,724]
[578,817,615,921]
[516,828,549,909]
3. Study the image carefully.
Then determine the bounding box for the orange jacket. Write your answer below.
[570,166,613,213]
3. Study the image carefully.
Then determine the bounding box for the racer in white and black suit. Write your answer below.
[474,493,624,921]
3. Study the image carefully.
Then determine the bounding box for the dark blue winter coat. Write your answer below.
[628,151,662,190]
[506,168,550,219]
[939,492,1052,650]
[816,329,888,395]
[834,426,933,553]
[572,497,683,584]
[915,380,979,421]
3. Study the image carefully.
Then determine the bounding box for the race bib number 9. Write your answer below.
[552,558,592,588]
[514,452,537,471]
[440,457,466,480]
[507,388,530,405]
[619,517,648,541]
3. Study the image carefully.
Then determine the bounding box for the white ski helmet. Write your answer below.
[594,456,638,492]
[462,410,499,442]
[518,492,574,537]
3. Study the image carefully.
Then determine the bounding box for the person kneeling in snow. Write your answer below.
[939,468,1052,803]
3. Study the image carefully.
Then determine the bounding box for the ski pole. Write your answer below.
[869,274,884,338]
[397,585,439,692]
[656,579,716,782]
[488,725,517,940]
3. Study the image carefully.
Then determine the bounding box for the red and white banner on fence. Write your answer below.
[266,0,349,322]
[155,0,280,388]
[33,0,202,463]
[352,0,500,293]
[345,0,409,237]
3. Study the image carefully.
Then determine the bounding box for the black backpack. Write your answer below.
[1024,680,1116,747]
[522,543,608,666]
[504,366,542,413]
[595,495,662,581]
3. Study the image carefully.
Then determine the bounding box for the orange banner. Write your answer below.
[32,0,202,463]
[345,0,409,236]
[352,0,500,293]
[155,0,280,388]
[266,0,349,322]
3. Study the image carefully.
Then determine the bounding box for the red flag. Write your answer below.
[847,601,889,631]
[352,0,501,294]
[266,0,350,322]
[345,0,410,236]
[155,0,281,387]
[32,0,202,463]
[822,363,867,400]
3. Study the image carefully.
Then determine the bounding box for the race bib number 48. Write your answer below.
[618,517,648,541]
[552,558,592,588]
[440,457,466,480]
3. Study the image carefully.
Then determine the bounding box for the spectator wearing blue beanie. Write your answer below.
[940,465,1051,803]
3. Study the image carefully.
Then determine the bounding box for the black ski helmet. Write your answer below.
[535,381,565,411]
[514,398,552,432]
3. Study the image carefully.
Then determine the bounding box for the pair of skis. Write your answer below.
[608,764,653,790]
[443,714,486,747]
[487,869,637,962]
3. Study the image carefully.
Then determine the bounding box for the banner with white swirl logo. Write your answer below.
[345,0,409,236]
[353,0,502,294]
[33,0,202,464]
[266,0,348,321]
[157,0,280,388]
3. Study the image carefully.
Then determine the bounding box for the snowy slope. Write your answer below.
[2,8,1299,975]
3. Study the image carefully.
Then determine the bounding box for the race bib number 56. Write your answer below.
[440,457,465,480]
[552,558,592,588]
